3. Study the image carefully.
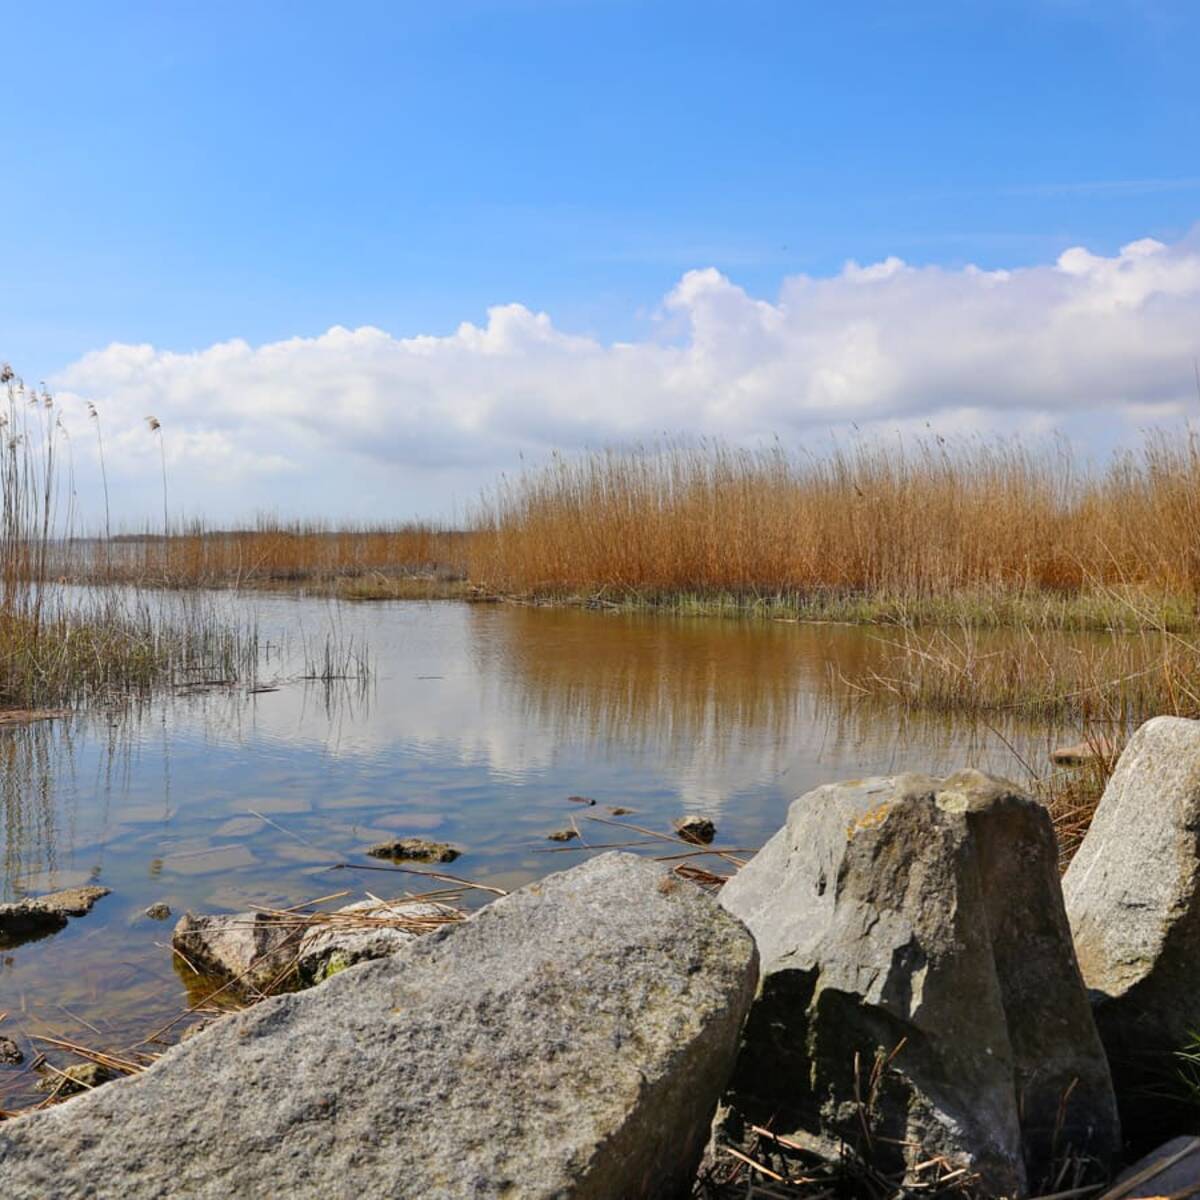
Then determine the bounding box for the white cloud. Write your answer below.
[49,229,1200,523]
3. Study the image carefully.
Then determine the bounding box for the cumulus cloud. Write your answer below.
[50,231,1200,522]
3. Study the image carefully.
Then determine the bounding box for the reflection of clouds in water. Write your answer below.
[167,599,1058,816]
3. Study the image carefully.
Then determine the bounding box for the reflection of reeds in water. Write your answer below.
[0,721,62,900]
[472,607,1048,776]
[474,607,825,753]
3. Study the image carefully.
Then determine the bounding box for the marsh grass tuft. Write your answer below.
[0,365,260,709]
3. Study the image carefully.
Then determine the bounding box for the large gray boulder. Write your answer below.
[717,771,1119,1197]
[1064,716,1200,1138]
[0,853,758,1199]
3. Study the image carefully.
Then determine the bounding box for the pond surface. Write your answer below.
[0,595,1070,1108]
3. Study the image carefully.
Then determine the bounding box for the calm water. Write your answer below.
[0,596,1067,1107]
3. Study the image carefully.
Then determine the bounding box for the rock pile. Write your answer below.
[716,770,1119,1196]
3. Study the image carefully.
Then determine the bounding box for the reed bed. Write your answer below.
[73,520,468,593]
[467,435,1200,627]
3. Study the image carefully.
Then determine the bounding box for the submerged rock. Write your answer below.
[0,1037,23,1065]
[717,771,1119,1197]
[36,1063,117,1097]
[0,853,758,1199]
[674,815,716,844]
[144,902,171,921]
[1064,716,1200,1140]
[546,828,578,842]
[365,837,460,863]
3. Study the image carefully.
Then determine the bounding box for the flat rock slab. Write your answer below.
[38,886,111,917]
[718,771,1118,1197]
[0,887,110,949]
[0,852,758,1199]
[1064,716,1200,1140]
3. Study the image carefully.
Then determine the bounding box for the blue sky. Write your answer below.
[3,1,1200,521]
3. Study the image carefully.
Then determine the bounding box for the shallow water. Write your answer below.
[0,596,1071,1107]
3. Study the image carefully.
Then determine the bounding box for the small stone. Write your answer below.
[0,1036,23,1065]
[365,838,460,864]
[171,898,450,997]
[144,902,171,921]
[171,911,301,996]
[0,887,110,948]
[674,815,716,844]
[609,806,635,816]
[295,898,447,985]
[36,1062,117,1097]
[546,829,578,842]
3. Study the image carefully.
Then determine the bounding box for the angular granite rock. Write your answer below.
[0,853,758,1199]
[1064,716,1200,1139]
[718,771,1119,1197]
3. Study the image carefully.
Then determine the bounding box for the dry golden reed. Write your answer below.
[466,433,1200,619]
